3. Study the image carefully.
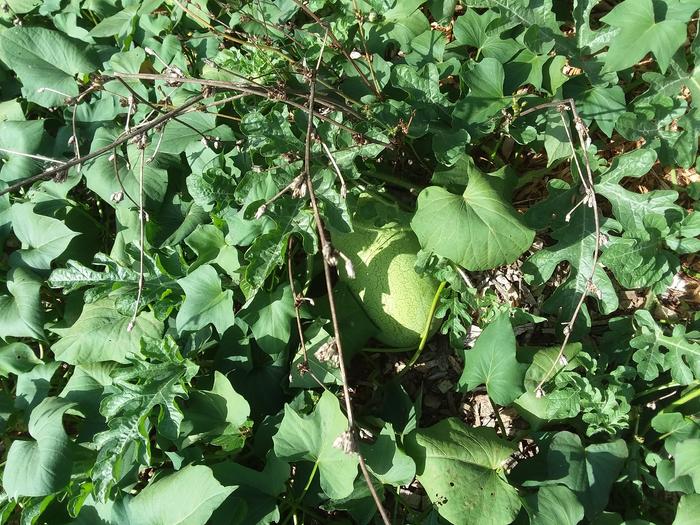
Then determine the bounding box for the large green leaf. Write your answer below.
[241,283,295,354]
[412,168,534,270]
[176,264,234,335]
[272,391,359,500]
[673,494,700,525]
[524,485,585,525]
[601,0,699,73]
[517,431,628,518]
[3,397,75,498]
[458,313,526,405]
[0,121,45,185]
[51,296,163,364]
[0,267,45,341]
[407,418,521,525]
[10,202,79,271]
[127,465,234,525]
[0,27,98,107]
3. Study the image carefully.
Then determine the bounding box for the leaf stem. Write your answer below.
[402,281,446,372]
[298,460,319,501]
[663,385,700,412]
[365,171,424,192]
[633,381,684,401]
[489,397,508,437]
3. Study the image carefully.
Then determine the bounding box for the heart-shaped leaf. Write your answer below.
[3,397,76,497]
[127,465,234,525]
[273,391,359,499]
[412,169,534,270]
[407,418,521,525]
[176,264,234,335]
[0,27,98,107]
[458,313,527,405]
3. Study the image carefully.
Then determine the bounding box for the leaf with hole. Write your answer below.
[407,418,521,525]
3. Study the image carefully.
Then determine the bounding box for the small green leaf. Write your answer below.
[10,203,79,271]
[652,412,700,455]
[601,219,678,291]
[432,128,470,166]
[452,9,521,63]
[0,343,42,376]
[89,5,137,38]
[523,182,618,323]
[391,63,449,106]
[595,148,681,231]
[0,121,45,184]
[672,438,700,492]
[673,494,700,525]
[176,264,234,335]
[453,58,510,135]
[241,283,295,354]
[92,337,198,499]
[273,391,359,500]
[0,267,45,341]
[181,371,251,451]
[576,85,626,137]
[518,431,628,518]
[412,168,534,270]
[210,455,289,525]
[458,314,526,405]
[630,310,700,384]
[525,485,585,525]
[361,423,416,486]
[543,108,572,166]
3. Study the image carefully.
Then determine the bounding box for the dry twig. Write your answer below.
[301,34,391,525]
[0,94,205,197]
[516,99,601,396]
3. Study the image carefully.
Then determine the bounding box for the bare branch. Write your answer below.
[301,33,391,525]
[127,144,147,333]
[0,94,205,197]
[291,0,380,97]
[107,72,390,147]
[520,99,602,394]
